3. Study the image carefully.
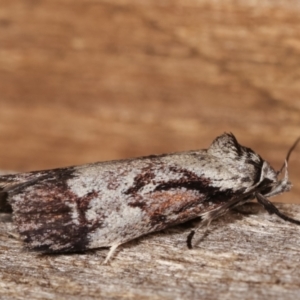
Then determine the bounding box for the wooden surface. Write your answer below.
[1,1,300,299]
[1,202,300,299]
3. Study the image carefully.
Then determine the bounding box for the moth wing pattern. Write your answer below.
[0,133,298,262]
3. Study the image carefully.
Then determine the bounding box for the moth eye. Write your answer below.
[260,186,273,195]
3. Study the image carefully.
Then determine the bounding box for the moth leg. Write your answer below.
[256,192,300,225]
[187,195,249,249]
[7,231,20,239]
[187,230,195,249]
[103,243,121,265]
[232,206,255,216]
[187,219,211,249]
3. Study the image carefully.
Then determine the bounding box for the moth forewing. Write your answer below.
[0,132,299,263]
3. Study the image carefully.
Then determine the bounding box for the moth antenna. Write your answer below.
[283,160,289,181]
[278,136,300,175]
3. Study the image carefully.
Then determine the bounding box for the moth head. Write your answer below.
[210,133,299,198]
[258,160,291,198]
[257,135,300,197]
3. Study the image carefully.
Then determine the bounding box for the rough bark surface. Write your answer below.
[1,203,300,299]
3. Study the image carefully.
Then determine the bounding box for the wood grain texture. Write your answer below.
[1,202,300,299]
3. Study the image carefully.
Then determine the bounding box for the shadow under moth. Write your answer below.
[0,133,299,263]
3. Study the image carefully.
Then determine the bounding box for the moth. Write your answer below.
[0,133,299,263]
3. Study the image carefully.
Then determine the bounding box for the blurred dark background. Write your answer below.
[0,0,300,202]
